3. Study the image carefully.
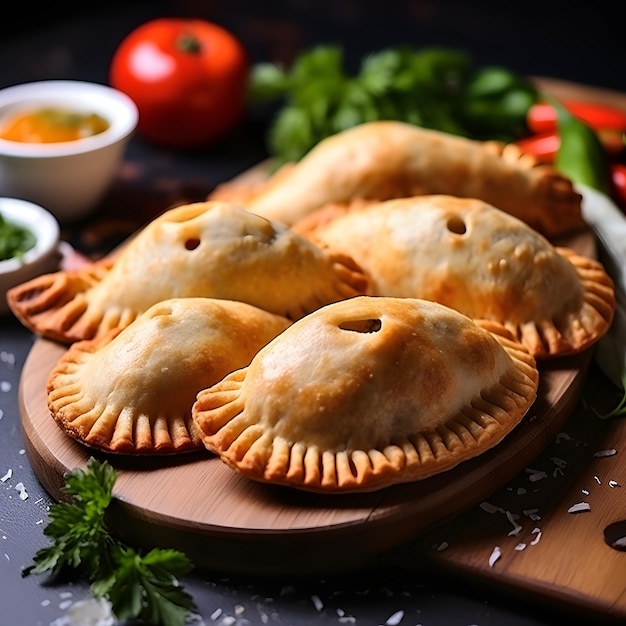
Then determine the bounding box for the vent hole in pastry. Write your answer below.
[185,237,201,250]
[339,318,382,333]
[446,215,467,235]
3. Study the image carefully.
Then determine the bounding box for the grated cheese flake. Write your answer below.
[14,482,28,500]
[488,546,502,567]
[209,608,222,620]
[385,609,404,625]
[479,501,501,514]
[568,502,591,514]
[594,448,618,457]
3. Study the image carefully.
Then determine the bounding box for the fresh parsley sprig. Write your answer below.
[23,457,196,626]
[248,45,539,166]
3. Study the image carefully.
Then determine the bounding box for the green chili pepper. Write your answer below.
[552,99,610,194]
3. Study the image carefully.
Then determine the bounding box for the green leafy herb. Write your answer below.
[552,99,611,194]
[248,45,539,165]
[0,213,36,261]
[587,369,626,420]
[23,458,196,626]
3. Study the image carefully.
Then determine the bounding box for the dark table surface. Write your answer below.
[1,2,625,625]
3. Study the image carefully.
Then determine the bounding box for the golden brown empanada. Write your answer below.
[47,298,291,455]
[298,195,615,359]
[192,296,539,493]
[7,201,368,343]
[210,121,585,238]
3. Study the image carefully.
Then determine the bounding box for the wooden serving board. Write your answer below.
[20,338,592,577]
[18,229,597,582]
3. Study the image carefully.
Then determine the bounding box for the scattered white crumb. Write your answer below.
[523,508,541,521]
[608,480,621,488]
[311,594,323,612]
[479,501,501,514]
[49,598,116,626]
[488,546,502,567]
[525,468,548,482]
[14,482,28,500]
[506,510,522,536]
[1,468,12,482]
[550,456,567,469]
[209,608,222,620]
[385,609,404,625]
[0,380,11,392]
[434,541,449,551]
[515,543,527,551]
[594,449,618,457]
[530,529,542,545]
[568,502,591,514]
[1,350,15,367]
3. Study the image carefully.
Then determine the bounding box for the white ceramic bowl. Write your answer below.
[0,197,61,316]
[0,80,138,223]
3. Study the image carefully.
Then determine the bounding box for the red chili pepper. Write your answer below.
[516,128,624,161]
[527,100,626,134]
[611,163,626,213]
[515,131,559,161]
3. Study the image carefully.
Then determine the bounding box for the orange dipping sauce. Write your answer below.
[0,108,109,143]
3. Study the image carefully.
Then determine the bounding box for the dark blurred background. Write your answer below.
[2,0,624,92]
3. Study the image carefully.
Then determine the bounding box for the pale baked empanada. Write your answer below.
[192,296,539,493]
[210,121,585,238]
[7,201,368,344]
[47,298,291,455]
[298,195,615,359]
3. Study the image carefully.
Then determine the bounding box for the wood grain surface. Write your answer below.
[387,362,626,623]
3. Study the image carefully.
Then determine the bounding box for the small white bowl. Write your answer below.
[0,80,138,223]
[0,197,61,316]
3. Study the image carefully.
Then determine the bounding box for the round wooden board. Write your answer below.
[18,230,597,577]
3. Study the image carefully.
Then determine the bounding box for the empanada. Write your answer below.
[298,195,615,359]
[192,296,539,493]
[7,201,368,343]
[47,298,291,455]
[210,121,585,238]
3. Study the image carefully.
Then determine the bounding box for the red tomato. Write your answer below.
[109,18,249,150]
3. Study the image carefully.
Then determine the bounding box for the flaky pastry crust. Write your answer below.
[211,121,585,238]
[297,195,615,359]
[7,201,368,343]
[46,298,291,455]
[193,296,539,493]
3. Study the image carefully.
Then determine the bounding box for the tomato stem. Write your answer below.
[177,32,202,54]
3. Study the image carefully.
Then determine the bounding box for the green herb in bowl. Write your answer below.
[0,212,36,261]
